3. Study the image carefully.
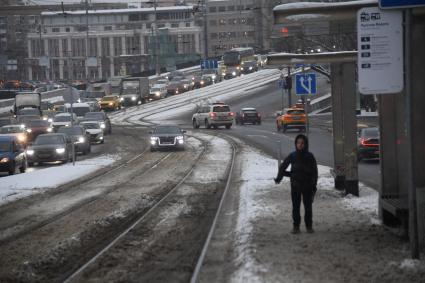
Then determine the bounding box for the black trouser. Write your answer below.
[291,187,313,228]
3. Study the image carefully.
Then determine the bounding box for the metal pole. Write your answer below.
[405,9,419,259]
[203,0,208,59]
[85,0,89,81]
[277,140,282,168]
[287,66,292,107]
[69,85,75,166]
[154,0,160,75]
[305,98,310,139]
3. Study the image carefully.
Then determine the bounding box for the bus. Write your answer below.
[222,47,255,79]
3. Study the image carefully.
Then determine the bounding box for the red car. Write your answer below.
[25,119,53,142]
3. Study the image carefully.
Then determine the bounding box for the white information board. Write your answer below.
[357,7,403,94]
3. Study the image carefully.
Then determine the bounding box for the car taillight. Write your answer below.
[360,138,379,146]
[229,112,234,117]
[257,113,261,117]
[283,115,290,119]
[210,112,217,118]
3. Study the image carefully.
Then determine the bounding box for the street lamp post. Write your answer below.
[154,0,160,75]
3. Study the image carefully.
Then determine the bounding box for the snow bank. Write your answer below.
[0,154,118,206]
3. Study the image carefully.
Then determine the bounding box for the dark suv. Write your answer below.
[235,108,261,125]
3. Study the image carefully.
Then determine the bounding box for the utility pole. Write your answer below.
[85,0,89,81]
[203,0,208,59]
[154,0,160,75]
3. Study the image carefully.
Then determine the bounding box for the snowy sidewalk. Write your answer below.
[201,145,425,283]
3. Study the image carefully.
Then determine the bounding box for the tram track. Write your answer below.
[59,133,237,283]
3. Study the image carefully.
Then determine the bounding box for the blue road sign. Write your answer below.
[380,0,425,9]
[201,59,219,70]
[295,73,317,95]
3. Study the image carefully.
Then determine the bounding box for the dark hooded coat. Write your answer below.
[275,134,318,192]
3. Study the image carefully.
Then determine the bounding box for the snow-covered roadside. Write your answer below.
[229,146,425,282]
[0,154,119,206]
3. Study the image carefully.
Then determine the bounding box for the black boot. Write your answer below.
[291,226,300,234]
[306,226,314,233]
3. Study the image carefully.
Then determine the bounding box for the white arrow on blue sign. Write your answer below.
[295,73,317,95]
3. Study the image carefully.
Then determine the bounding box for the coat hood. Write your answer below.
[295,134,309,152]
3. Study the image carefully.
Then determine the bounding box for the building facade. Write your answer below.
[205,0,279,58]
[26,5,202,81]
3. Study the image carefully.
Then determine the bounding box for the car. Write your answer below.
[235,108,261,125]
[276,107,306,132]
[83,111,112,135]
[181,79,192,91]
[0,125,28,146]
[191,75,204,89]
[79,121,104,144]
[81,98,101,111]
[149,125,186,151]
[0,117,16,128]
[53,104,66,113]
[99,95,121,111]
[58,125,91,155]
[26,133,73,166]
[25,119,53,142]
[167,70,185,81]
[200,75,213,87]
[52,113,78,132]
[16,115,41,128]
[149,85,167,100]
[65,102,91,120]
[40,101,55,111]
[0,135,27,175]
[241,60,258,74]
[192,102,234,129]
[202,70,221,83]
[167,81,184,96]
[357,127,380,161]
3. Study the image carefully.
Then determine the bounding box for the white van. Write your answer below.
[149,84,167,100]
[64,102,91,120]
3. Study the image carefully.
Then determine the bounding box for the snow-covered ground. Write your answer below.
[0,154,118,206]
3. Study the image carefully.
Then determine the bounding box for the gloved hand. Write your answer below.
[274,178,279,184]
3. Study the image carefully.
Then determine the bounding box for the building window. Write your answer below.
[65,27,71,32]
[219,19,226,26]
[185,22,190,27]
[218,6,226,12]
[129,14,139,21]
[157,12,170,20]
[62,39,68,56]
[48,39,60,57]
[104,26,112,31]
[52,27,60,32]
[247,18,254,25]
[146,23,151,29]
[88,38,97,57]
[101,38,110,56]
[171,23,179,28]
[228,6,235,11]
[228,19,237,25]
[240,18,247,24]
[113,37,122,56]
[31,39,44,57]
[237,5,244,11]
[157,23,165,28]
[126,35,139,55]
[209,7,216,13]
[71,38,86,57]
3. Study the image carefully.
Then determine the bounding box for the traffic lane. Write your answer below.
[0,126,146,178]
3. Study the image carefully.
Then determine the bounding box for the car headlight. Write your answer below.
[131,96,136,101]
[232,72,236,76]
[26,149,34,155]
[176,136,184,140]
[77,98,81,103]
[175,90,179,94]
[99,136,104,140]
[78,136,85,143]
[47,127,53,132]
[222,72,226,76]
[26,128,32,133]
[150,136,158,145]
[42,116,48,120]
[176,136,184,144]
[109,102,113,106]
[249,66,253,70]
[100,123,106,129]
[212,75,216,79]
[18,135,26,142]
[200,81,204,85]
[241,67,244,71]
[0,157,10,163]
[20,124,26,129]
[48,118,53,123]
[56,148,65,154]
